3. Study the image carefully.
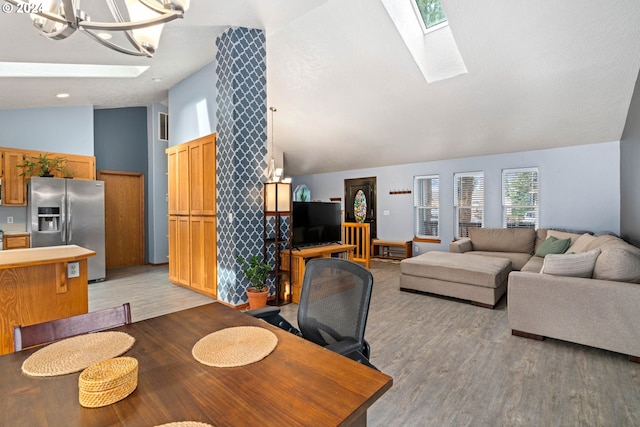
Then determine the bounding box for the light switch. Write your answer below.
[383,210,390,216]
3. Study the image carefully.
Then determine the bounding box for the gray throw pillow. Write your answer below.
[541,248,602,278]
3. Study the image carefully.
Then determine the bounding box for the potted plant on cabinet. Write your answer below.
[237,254,272,310]
[17,153,66,181]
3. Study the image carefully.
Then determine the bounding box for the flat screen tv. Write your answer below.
[292,201,342,248]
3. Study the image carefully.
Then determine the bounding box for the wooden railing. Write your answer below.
[342,222,371,269]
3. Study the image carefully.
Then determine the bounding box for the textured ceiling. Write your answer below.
[1,0,639,176]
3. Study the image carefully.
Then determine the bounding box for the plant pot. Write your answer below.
[247,288,269,310]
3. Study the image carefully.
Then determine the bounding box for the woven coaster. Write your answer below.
[192,326,277,368]
[22,331,135,377]
[155,423,214,427]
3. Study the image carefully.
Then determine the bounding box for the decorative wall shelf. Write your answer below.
[389,190,412,195]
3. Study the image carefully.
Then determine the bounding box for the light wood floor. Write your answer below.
[89,265,214,322]
[91,261,640,426]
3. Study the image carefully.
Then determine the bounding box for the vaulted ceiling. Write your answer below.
[2,0,639,176]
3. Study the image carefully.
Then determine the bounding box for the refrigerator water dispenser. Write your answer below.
[38,207,60,231]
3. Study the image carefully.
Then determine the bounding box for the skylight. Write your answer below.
[0,62,149,78]
[413,0,447,33]
[380,0,466,83]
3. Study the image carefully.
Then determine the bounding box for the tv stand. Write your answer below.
[281,244,356,303]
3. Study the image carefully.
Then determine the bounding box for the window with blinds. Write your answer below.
[454,171,484,238]
[414,175,439,238]
[502,167,539,229]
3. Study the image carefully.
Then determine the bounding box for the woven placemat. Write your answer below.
[192,326,277,368]
[22,331,135,377]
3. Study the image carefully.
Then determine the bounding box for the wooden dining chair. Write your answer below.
[13,303,132,352]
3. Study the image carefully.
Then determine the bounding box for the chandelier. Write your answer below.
[4,0,190,57]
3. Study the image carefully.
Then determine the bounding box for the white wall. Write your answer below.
[293,141,621,254]
[621,73,640,248]
[168,61,218,145]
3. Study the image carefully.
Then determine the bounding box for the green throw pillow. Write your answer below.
[535,236,571,257]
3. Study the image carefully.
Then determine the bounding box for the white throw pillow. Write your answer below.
[540,248,601,278]
[567,233,596,253]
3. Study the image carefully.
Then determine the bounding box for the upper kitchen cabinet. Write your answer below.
[58,154,96,180]
[188,134,216,216]
[166,143,190,215]
[0,148,96,206]
[2,149,27,205]
[166,133,216,216]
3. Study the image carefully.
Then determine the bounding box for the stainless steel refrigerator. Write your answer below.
[27,177,106,282]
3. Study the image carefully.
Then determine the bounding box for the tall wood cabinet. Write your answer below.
[0,147,96,206]
[166,134,217,298]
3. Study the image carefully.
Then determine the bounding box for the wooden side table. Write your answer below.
[371,239,413,260]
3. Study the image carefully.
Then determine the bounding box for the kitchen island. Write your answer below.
[0,245,95,355]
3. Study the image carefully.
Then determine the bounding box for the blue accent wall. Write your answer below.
[94,107,149,262]
[215,27,267,306]
[94,107,148,173]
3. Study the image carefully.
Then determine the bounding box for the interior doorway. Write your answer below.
[97,170,145,269]
[344,177,377,239]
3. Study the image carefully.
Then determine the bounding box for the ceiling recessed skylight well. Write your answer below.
[0,62,149,79]
[413,0,448,33]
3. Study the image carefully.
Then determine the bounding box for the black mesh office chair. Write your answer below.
[249,257,376,368]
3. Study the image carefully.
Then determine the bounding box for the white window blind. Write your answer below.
[414,175,439,238]
[454,171,484,238]
[502,167,539,229]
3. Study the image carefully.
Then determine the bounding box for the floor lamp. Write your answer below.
[264,182,292,305]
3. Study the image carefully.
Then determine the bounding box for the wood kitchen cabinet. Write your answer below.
[3,233,30,250]
[166,143,190,215]
[189,134,216,216]
[166,133,217,298]
[57,154,96,180]
[168,215,190,286]
[0,148,96,206]
[189,216,217,295]
[1,149,27,206]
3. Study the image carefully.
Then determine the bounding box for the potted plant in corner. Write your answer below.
[17,153,66,182]
[237,255,272,310]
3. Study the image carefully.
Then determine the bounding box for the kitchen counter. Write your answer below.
[0,245,94,268]
[0,245,95,355]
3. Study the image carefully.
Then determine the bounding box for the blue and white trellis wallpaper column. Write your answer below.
[215,27,267,306]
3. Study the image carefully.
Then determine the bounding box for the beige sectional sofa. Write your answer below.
[400,226,640,359]
[508,231,640,360]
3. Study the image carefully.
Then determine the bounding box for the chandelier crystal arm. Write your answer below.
[102,0,149,56]
[78,11,182,31]
[81,28,151,57]
[3,0,189,57]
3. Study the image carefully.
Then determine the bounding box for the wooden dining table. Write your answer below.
[0,302,392,426]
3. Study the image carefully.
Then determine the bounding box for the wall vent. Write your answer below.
[159,112,168,141]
